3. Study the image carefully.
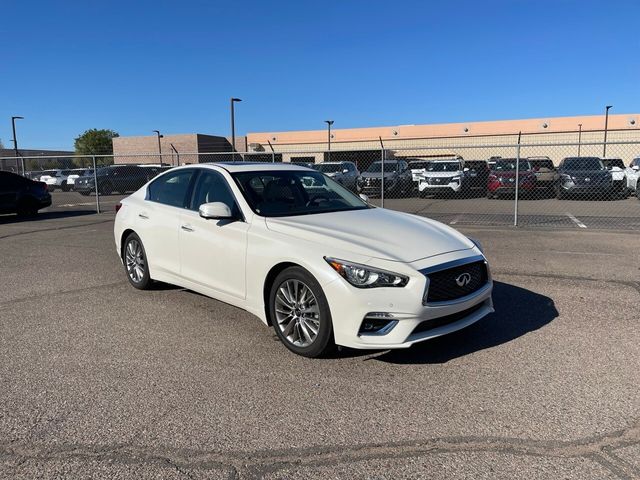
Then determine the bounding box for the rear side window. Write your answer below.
[147,169,194,208]
[0,171,28,190]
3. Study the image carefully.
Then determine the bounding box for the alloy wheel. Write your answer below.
[125,239,145,283]
[274,279,321,347]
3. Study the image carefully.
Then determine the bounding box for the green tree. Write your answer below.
[74,128,119,156]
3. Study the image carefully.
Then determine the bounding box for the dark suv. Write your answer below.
[462,160,490,195]
[0,171,51,216]
[357,160,412,197]
[556,157,612,199]
[74,165,167,195]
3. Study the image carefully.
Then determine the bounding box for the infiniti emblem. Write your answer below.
[455,272,472,287]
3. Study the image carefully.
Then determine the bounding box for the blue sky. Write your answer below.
[1,0,639,150]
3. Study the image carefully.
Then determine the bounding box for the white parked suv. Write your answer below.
[418,159,466,196]
[626,157,640,194]
[39,169,72,191]
[114,163,493,357]
[66,168,93,190]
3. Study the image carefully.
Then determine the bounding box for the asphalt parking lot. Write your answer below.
[0,212,639,479]
[47,190,640,231]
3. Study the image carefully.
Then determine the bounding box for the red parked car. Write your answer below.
[487,158,536,199]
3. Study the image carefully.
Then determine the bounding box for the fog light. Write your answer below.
[359,313,397,336]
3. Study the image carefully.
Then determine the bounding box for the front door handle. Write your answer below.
[181,224,194,232]
[138,213,149,219]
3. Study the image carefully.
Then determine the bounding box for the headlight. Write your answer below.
[325,257,409,288]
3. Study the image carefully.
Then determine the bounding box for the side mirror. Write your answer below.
[359,193,369,203]
[199,202,234,220]
[342,168,349,174]
[633,165,640,171]
[463,167,469,172]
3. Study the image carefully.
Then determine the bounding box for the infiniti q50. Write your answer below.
[114,163,493,357]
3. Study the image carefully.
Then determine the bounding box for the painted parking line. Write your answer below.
[449,215,461,225]
[565,212,587,229]
[58,202,98,207]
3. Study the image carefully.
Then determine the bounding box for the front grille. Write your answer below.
[424,260,488,303]
[411,302,486,335]
[427,176,454,185]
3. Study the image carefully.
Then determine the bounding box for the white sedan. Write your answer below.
[114,163,493,357]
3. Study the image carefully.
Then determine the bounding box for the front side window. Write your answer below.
[232,170,369,217]
[365,162,398,173]
[190,170,240,216]
[147,169,194,208]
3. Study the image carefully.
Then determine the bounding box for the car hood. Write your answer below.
[560,169,609,177]
[421,171,463,177]
[265,207,474,263]
[361,171,397,179]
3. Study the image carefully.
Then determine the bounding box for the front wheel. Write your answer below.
[123,233,152,290]
[269,267,335,358]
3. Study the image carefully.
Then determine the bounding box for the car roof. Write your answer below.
[171,162,314,173]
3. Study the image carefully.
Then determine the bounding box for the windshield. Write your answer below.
[232,170,370,217]
[40,170,57,176]
[529,159,554,169]
[602,159,624,169]
[563,157,604,170]
[493,159,532,172]
[366,162,398,173]
[409,162,430,170]
[317,163,343,173]
[426,162,461,172]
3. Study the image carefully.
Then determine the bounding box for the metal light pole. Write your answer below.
[603,105,612,157]
[170,143,180,166]
[230,98,242,160]
[577,123,582,157]
[11,116,24,174]
[153,130,163,166]
[324,120,334,162]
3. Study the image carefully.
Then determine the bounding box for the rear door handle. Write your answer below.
[138,213,149,219]
[181,224,194,232]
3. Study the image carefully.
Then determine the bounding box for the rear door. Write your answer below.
[0,172,23,212]
[138,168,196,277]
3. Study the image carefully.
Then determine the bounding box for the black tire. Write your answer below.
[79,191,90,196]
[16,198,38,217]
[486,191,494,199]
[556,187,565,200]
[122,232,153,290]
[100,182,113,195]
[61,181,70,192]
[636,188,640,201]
[268,266,335,358]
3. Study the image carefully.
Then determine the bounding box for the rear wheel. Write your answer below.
[123,233,152,290]
[16,198,38,217]
[100,182,113,195]
[269,267,335,358]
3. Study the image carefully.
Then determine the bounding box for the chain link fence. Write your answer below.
[2,140,639,229]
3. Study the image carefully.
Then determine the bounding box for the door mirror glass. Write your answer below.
[463,167,470,172]
[359,193,369,203]
[342,168,349,174]
[633,165,640,171]
[199,202,234,220]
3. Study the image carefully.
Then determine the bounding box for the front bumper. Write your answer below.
[418,179,462,192]
[322,250,493,349]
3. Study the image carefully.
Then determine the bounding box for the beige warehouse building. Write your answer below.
[245,114,640,165]
[110,114,640,166]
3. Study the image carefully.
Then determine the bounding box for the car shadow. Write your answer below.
[0,210,97,225]
[352,281,558,364]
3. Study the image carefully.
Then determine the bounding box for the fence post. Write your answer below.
[92,155,101,214]
[378,136,385,208]
[514,132,522,227]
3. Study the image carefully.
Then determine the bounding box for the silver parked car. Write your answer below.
[316,162,360,191]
